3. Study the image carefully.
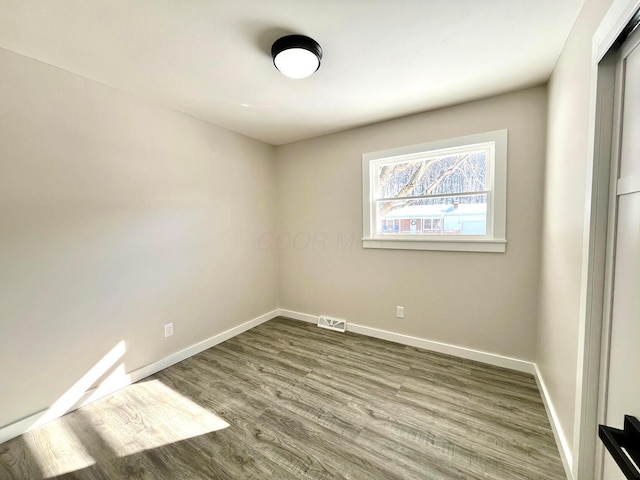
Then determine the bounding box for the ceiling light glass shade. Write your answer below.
[271,35,322,79]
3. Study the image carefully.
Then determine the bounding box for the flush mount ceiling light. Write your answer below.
[271,35,322,79]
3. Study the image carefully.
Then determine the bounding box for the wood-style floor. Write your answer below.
[0,317,566,479]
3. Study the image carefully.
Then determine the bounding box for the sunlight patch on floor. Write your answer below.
[90,379,229,457]
[23,421,96,478]
[21,351,229,477]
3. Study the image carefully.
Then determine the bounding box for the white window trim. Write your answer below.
[362,130,508,253]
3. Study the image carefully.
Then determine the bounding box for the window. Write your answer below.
[362,130,507,252]
[423,218,443,232]
[382,219,399,232]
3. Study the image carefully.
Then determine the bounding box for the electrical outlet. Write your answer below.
[396,306,405,318]
[164,323,174,337]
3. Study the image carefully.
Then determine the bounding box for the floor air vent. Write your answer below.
[317,315,347,332]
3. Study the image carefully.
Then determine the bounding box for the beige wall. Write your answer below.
[0,1,622,463]
[0,48,278,429]
[276,86,547,361]
[536,0,613,459]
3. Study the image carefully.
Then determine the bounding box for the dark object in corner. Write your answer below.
[599,415,640,480]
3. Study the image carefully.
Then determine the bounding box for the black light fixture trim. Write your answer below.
[271,34,323,75]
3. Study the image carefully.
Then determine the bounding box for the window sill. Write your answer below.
[362,237,506,253]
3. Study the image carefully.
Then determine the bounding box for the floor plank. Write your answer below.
[0,317,566,479]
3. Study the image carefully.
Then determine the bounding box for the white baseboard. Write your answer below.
[132,309,279,381]
[347,323,535,373]
[276,309,318,324]
[534,364,574,480]
[278,309,535,374]
[0,309,280,445]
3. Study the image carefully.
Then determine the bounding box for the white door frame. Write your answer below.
[574,1,640,479]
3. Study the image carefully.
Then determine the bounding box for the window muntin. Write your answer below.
[362,130,507,252]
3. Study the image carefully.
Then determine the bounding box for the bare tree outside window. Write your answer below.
[376,151,487,216]
[374,148,490,235]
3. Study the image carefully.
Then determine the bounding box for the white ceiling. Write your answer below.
[0,1,583,145]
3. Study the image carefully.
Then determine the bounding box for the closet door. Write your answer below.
[602,24,640,480]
